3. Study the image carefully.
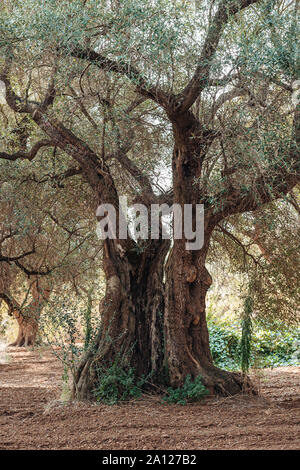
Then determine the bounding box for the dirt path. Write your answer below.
[0,345,299,450]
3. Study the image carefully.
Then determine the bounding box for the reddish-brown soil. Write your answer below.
[0,344,299,450]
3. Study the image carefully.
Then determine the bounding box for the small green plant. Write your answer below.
[163,374,208,405]
[93,363,145,405]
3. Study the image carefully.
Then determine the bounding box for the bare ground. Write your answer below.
[0,343,299,450]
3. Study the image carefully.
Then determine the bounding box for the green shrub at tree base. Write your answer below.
[162,375,209,405]
[93,364,146,405]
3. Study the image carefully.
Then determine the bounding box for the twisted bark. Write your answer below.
[162,118,255,395]
[73,238,169,399]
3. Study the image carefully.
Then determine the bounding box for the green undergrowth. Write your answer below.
[162,374,209,405]
[208,317,300,371]
[93,363,147,405]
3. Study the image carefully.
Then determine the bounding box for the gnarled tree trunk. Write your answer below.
[73,118,254,398]
[164,238,251,395]
[17,83,254,398]
[162,116,254,396]
[73,238,170,400]
[9,310,39,347]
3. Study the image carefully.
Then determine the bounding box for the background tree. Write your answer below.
[0,135,102,345]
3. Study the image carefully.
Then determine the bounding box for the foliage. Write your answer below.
[209,197,300,327]
[208,320,241,370]
[163,374,208,406]
[251,327,300,367]
[93,363,146,405]
[208,317,300,371]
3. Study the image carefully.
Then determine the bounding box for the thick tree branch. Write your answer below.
[216,223,262,267]
[13,260,52,277]
[178,0,261,113]
[0,139,53,161]
[210,106,300,219]
[114,148,155,201]
[0,249,35,263]
[21,166,82,186]
[211,86,248,116]
[65,45,169,106]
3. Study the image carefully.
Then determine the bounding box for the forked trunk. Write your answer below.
[73,120,254,400]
